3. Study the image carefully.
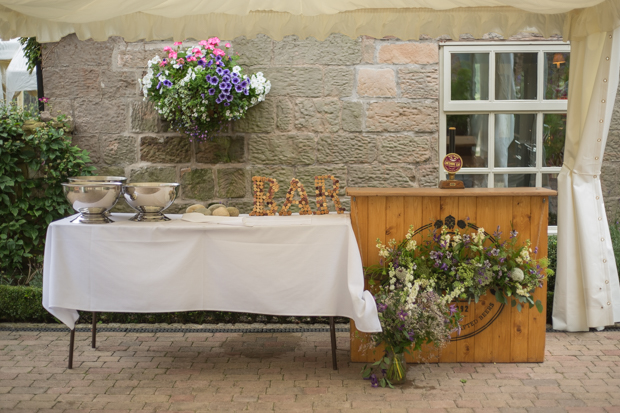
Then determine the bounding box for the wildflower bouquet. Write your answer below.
[362,276,461,387]
[139,38,270,141]
[369,223,551,312]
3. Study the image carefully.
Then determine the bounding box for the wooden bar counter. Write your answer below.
[347,187,557,363]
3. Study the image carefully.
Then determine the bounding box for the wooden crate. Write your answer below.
[347,187,555,363]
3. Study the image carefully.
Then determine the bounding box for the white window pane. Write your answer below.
[451,53,489,101]
[494,174,536,188]
[446,114,489,167]
[495,53,537,100]
[544,52,569,100]
[495,114,537,168]
[543,113,566,167]
[454,174,488,188]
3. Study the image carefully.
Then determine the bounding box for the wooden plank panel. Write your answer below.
[350,196,368,266]
[403,197,423,246]
[385,196,406,242]
[510,196,531,362]
[528,196,549,362]
[474,196,498,362]
[492,196,514,363]
[347,187,557,197]
[366,196,387,267]
[456,196,478,362]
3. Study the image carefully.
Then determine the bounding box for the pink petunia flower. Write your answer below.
[169,51,177,59]
[225,43,231,48]
[192,48,202,55]
[174,41,183,46]
[212,48,225,56]
[206,44,214,50]
[177,58,185,65]
[159,59,167,67]
[208,37,220,46]
[163,46,172,52]
[187,56,197,62]
[199,40,209,46]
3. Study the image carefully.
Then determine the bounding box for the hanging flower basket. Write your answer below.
[139,38,270,141]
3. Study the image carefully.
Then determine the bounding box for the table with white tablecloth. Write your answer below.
[42,212,381,368]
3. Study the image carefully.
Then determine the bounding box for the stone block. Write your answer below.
[115,42,147,69]
[250,166,295,189]
[348,165,416,187]
[131,101,159,133]
[195,136,245,164]
[46,99,73,118]
[44,68,101,99]
[362,37,375,64]
[378,135,431,164]
[324,67,355,98]
[179,168,215,201]
[418,165,439,188]
[295,166,347,197]
[101,135,137,166]
[234,99,276,133]
[260,67,322,97]
[100,70,140,98]
[399,66,439,99]
[276,99,294,131]
[73,98,127,134]
[602,162,620,198]
[249,134,316,165]
[611,87,620,130]
[317,134,376,164]
[217,168,248,198]
[341,101,363,132]
[273,34,361,66]
[140,136,191,163]
[130,166,177,183]
[71,135,100,164]
[233,35,273,66]
[366,101,438,132]
[93,165,126,177]
[378,43,439,64]
[357,68,397,98]
[45,34,115,68]
[294,99,340,133]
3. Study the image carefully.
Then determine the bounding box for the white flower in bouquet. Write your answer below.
[511,268,524,282]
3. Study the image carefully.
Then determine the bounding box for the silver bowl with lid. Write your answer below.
[122,183,180,222]
[62,182,123,224]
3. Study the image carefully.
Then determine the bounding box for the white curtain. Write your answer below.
[553,26,620,331]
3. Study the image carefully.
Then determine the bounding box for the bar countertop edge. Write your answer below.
[346,187,558,197]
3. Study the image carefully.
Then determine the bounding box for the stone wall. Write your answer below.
[604,82,620,220]
[41,34,439,213]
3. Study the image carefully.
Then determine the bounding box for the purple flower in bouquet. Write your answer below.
[510,230,518,238]
[370,373,379,387]
[534,247,539,254]
[408,331,416,341]
[493,226,502,239]
[377,303,387,313]
[397,310,407,321]
[449,304,457,315]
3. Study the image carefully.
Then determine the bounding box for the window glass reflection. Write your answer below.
[451,53,489,100]
[543,114,566,167]
[544,52,569,100]
[495,53,537,100]
[494,114,536,169]
[446,114,489,167]
[494,174,536,188]
[542,174,559,226]
[454,174,488,188]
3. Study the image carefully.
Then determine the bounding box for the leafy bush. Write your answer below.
[0,285,54,322]
[0,104,93,285]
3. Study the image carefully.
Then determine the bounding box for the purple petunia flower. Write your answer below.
[219,92,227,100]
[226,94,233,102]
[156,81,162,90]
[231,77,240,85]
[163,79,173,87]
[207,59,213,67]
[222,74,231,82]
[209,76,219,85]
[216,67,223,75]
[215,97,222,104]
[223,69,230,75]
[215,55,222,62]
[208,88,216,95]
[224,102,230,106]
[240,80,248,88]
[244,88,249,95]
[235,84,244,93]
[198,59,206,68]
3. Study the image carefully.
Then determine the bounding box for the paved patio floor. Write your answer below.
[1,325,620,412]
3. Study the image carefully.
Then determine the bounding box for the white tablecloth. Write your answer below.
[42,213,381,332]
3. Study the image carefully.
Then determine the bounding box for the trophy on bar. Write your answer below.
[439,127,465,189]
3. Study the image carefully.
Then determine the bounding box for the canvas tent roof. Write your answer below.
[5,43,36,101]
[0,0,617,42]
[0,37,19,59]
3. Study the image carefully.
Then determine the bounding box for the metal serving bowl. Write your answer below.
[68,176,127,183]
[62,182,123,224]
[122,183,180,222]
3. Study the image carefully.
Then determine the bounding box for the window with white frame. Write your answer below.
[439,42,570,226]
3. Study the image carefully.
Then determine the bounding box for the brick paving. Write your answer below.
[1,326,620,412]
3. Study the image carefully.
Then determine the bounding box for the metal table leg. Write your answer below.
[92,312,97,348]
[68,328,75,369]
[329,317,337,370]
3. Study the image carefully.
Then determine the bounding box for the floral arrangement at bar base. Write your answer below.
[139,38,270,141]
[368,222,551,313]
[361,277,462,387]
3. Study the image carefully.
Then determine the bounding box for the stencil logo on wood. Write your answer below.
[451,299,504,341]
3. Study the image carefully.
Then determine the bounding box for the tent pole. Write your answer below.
[36,60,44,111]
